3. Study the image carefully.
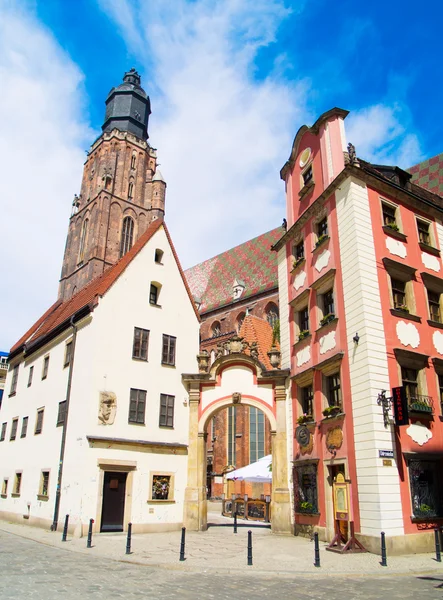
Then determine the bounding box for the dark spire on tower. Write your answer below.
[102,68,151,140]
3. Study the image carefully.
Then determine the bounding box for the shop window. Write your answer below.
[409,459,443,518]
[294,463,318,514]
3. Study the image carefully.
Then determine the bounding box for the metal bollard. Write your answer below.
[247,530,253,566]
[179,527,186,561]
[435,528,441,562]
[233,511,238,534]
[87,518,94,549]
[126,522,132,555]
[62,514,69,542]
[380,531,387,566]
[314,532,320,567]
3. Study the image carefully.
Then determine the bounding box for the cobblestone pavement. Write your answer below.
[1,531,443,600]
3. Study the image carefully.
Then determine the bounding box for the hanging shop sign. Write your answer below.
[392,386,409,426]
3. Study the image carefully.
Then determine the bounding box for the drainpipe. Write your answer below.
[51,313,79,531]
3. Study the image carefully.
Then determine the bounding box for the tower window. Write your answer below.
[120,216,134,257]
[128,182,134,200]
[155,249,164,264]
[78,219,89,264]
[131,155,136,170]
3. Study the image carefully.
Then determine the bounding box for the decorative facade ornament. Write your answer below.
[347,142,360,167]
[295,425,311,447]
[226,335,245,354]
[326,427,343,454]
[232,392,242,404]
[249,342,259,359]
[215,342,225,359]
[267,346,281,369]
[197,350,210,373]
[98,391,117,425]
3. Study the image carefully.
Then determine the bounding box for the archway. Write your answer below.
[182,349,292,534]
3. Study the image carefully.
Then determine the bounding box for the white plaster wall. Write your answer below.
[0,226,200,529]
[0,329,73,522]
[277,247,291,369]
[200,366,273,413]
[336,176,404,537]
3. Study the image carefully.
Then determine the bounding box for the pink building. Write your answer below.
[274,108,443,553]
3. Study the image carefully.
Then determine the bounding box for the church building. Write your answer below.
[0,71,200,535]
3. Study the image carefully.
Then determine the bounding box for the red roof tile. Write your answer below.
[11,219,199,356]
[239,314,279,370]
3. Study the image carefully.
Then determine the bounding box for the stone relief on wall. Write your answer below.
[293,270,307,291]
[406,422,433,446]
[433,330,443,355]
[98,391,117,425]
[296,345,311,367]
[314,249,331,273]
[396,321,420,349]
[385,237,407,259]
[421,252,441,272]
[319,330,336,355]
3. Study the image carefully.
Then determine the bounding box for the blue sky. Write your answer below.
[1,0,442,349]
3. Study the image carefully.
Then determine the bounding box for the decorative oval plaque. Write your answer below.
[326,426,343,451]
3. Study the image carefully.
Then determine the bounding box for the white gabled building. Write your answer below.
[0,219,200,535]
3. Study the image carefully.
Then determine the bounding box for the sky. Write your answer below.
[1,0,442,350]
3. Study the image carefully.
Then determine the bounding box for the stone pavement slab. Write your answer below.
[1,512,443,577]
[1,531,443,600]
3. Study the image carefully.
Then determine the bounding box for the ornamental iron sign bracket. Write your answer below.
[377,387,409,428]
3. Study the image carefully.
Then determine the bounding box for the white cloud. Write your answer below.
[0,2,92,349]
[98,0,310,268]
[345,103,424,168]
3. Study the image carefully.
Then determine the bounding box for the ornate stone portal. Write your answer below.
[182,351,292,535]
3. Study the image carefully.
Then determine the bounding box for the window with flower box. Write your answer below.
[381,200,401,232]
[149,472,174,501]
[384,258,417,317]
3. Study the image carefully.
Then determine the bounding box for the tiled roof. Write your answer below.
[11,219,199,356]
[239,314,279,371]
[409,153,443,195]
[184,228,282,314]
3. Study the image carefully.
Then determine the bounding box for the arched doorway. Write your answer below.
[182,347,292,534]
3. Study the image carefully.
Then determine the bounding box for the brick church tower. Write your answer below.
[58,68,166,301]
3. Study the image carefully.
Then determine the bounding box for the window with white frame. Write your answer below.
[384,258,416,315]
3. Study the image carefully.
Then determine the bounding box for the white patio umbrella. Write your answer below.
[225,454,272,483]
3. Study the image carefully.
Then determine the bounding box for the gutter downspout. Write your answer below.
[51,313,79,531]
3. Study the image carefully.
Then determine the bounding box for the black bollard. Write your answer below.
[247,530,253,566]
[87,518,94,549]
[314,532,320,567]
[61,514,69,542]
[380,531,387,567]
[233,511,238,534]
[179,527,186,561]
[435,528,441,563]
[126,522,132,555]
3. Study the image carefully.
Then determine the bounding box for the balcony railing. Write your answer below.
[407,395,434,414]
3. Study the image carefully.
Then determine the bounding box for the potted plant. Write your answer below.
[297,413,313,424]
[293,256,304,269]
[322,405,341,418]
[299,501,314,513]
[320,313,335,327]
[315,234,328,248]
[385,221,399,232]
[409,400,432,413]
[396,304,409,313]
[298,329,310,341]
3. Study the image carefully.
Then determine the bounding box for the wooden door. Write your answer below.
[101,472,127,532]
